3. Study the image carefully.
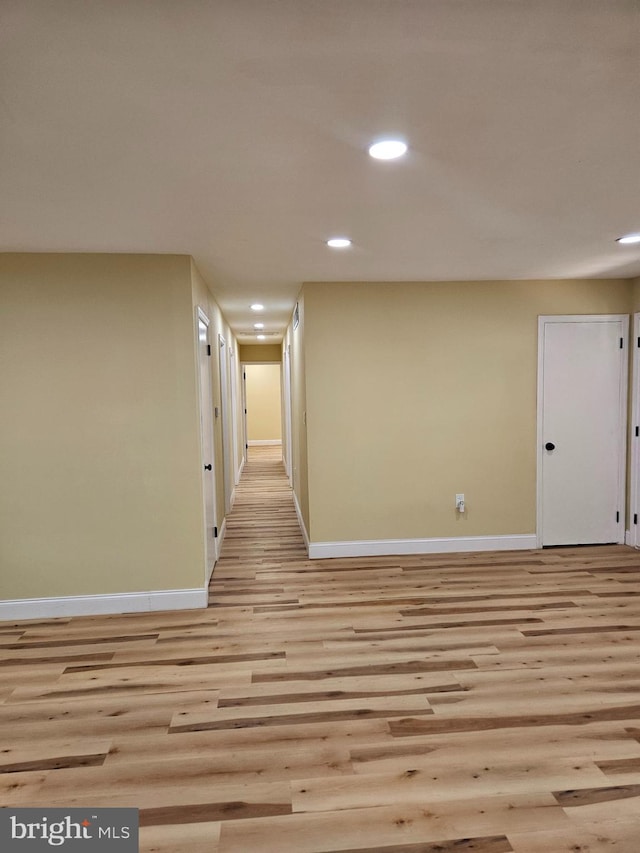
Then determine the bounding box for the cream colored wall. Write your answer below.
[239,344,282,363]
[287,294,310,534]
[633,277,640,311]
[0,254,204,599]
[303,279,632,544]
[245,364,282,441]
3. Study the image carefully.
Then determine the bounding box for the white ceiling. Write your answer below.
[2,1,639,343]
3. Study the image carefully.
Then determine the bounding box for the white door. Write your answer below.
[630,314,640,548]
[241,365,248,464]
[283,344,293,485]
[229,345,240,485]
[218,334,233,514]
[197,311,218,577]
[538,315,628,546]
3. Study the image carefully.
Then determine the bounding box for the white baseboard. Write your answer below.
[293,491,310,553]
[0,587,208,621]
[308,534,538,560]
[248,439,282,445]
[236,456,245,485]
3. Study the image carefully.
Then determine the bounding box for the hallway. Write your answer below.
[209,445,307,605]
[2,448,640,851]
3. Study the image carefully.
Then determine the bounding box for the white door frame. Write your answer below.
[283,344,293,484]
[241,361,285,457]
[218,334,233,514]
[536,314,628,548]
[196,308,219,578]
[629,313,640,548]
[229,344,241,486]
[241,364,248,464]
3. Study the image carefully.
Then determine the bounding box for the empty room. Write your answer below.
[2,2,640,852]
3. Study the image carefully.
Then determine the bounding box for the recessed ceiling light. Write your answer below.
[616,233,640,245]
[368,139,408,160]
[250,303,264,311]
[326,237,352,248]
[257,334,266,340]
[253,322,264,329]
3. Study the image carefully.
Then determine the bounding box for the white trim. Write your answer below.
[293,491,310,553]
[283,343,293,486]
[536,314,628,548]
[206,516,227,584]
[195,306,219,576]
[218,334,233,516]
[241,362,248,475]
[229,344,240,487]
[630,313,640,548]
[308,534,537,560]
[248,439,282,446]
[0,588,208,621]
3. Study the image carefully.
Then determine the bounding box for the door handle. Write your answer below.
[204,464,212,471]
[544,442,555,451]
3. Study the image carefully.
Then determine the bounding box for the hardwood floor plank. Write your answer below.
[508,818,639,852]
[139,799,292,826]
[253,659,478,683]
[170,695,434,734]
[315,838,513,853]
[139,821,221,853]
[552,784,640,807]
[389,705,640,737]
[291,758,609,814]
[217,793,567,853]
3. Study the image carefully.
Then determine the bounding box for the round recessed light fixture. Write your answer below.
[368,139,408,160]
[616,232,640,245]
[326,237,352,248]
[257,334,266,340]
[250,303,264,311]
[253,322,264,329]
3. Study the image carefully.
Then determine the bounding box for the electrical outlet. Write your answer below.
[455,494,465,513]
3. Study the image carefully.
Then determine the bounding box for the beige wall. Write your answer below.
[0,254,205,599]
[633,277,640,312]
[303,279,632,543]
[239,344,281,363]
[287,294,310,534]
[245,364,282,441]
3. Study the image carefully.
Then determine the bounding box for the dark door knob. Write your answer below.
[545,442,555,451]
[204,464,212,471]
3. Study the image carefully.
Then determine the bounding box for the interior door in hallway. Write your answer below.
[218,334,233,515]
[197,311,218,575]
[538,315,628,546]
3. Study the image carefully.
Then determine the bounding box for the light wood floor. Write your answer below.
[3,446,640,852]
